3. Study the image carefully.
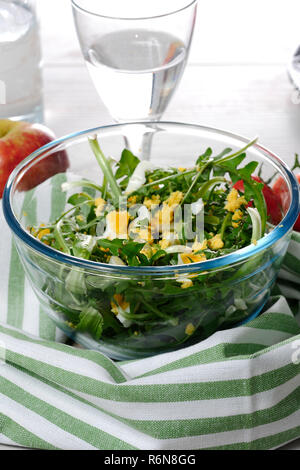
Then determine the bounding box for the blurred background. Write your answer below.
[39,0,300,164]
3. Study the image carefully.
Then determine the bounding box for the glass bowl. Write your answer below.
[3,122,300,360]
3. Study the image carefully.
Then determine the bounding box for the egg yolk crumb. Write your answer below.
[232,209,243,228]
[192,239,208,252]
[127,195,137,207]
[185,323,195,335]
[143,194,160,209]
[138,228,153,243]
[225,188,247,213]
[38,228,50,241]
[111,294,130,315]
[208,234,224,250]
[94,198,106,217]
[180,279,193,289]
[159,205,174,226]
[165,191,183,207]
[180,252,207,264]
[159,238,171,250]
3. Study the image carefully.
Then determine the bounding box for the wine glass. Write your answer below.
[71,0,198,158]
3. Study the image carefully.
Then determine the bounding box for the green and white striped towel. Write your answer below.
[0,205,299,450]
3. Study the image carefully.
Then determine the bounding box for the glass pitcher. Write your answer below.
[0,0,43,123]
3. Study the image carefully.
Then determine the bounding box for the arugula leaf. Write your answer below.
[239,161,259,180]
[65,268,87,296]
[215,160,267,233]
[150,249,167,264]
[68,192,93,206]
[204,215,220,225]
[196,147,212,166]
[72,235,96,260]
[121,241,145,258]
[76,305,104,340]
[98,239,124,256]
[216,153,247,174]
[115,149,140,181]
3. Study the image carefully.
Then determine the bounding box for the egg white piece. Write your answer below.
[165,245,193,255]
[191,198,204,215]
[109,256,126,266]
[115,304,132,328]
[126,161,157,194]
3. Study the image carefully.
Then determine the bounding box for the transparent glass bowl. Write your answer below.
[3,122,300,360]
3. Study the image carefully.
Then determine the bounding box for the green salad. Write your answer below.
[29,136,270,352]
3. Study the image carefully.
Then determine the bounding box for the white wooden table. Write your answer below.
[40,0,300,170]
[1,0,300,450]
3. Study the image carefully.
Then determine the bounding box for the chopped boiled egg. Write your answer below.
[159,231,179,250]
[178,252,207,264]
[94,198,106,217]
[128,206,152,242]
[110,294,132,327]
[191,198,204,215]
[185,323,196,335]
[192,239,207,252]
[180,279,194,289]
[38,227,50,241]
[126,161,157,194]
[140,243,153,259]
[109,256,126,266]
[127,195,138,207]
[225,188,247,213]
[159,205,174,227]
[143,194,160,209]
[101,211,129,240]
[232,208,243,228]
[165,191,184,207]
[208,233,224,250]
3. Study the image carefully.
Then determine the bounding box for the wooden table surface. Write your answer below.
[1,0,300,450]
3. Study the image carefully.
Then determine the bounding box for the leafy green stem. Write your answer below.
[61,180,103,194]
[215,137,258,164]
[142,169,196,189]
[247,207,262,242]
[89,137,122,206]
[292,153,300,171]
[220,212,232,239]
[198,177,227,198]
[54,220,71,254]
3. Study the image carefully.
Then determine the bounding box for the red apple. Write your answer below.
[0,119,69,197]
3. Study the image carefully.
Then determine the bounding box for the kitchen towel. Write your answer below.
[0,206,299,450]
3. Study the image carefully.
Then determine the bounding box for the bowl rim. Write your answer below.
[3,121,300,277]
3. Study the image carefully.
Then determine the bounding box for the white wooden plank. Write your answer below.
[43,63,300,168]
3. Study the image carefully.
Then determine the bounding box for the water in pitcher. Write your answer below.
[85,30,187,121]
[0,0,43,122]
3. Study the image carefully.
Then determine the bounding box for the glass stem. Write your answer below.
[122,122,157,161]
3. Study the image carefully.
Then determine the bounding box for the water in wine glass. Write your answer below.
[85,29,187,121]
